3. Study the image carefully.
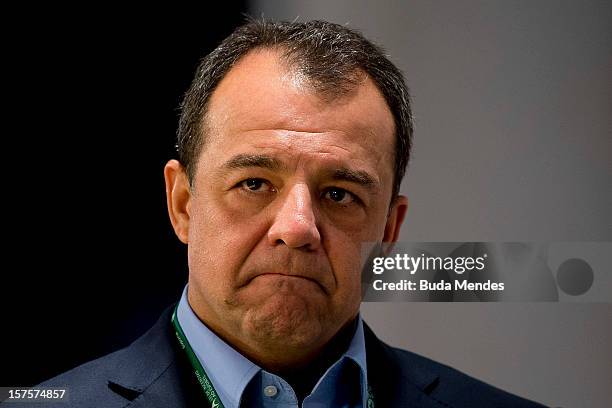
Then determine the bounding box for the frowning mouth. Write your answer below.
[244,273,327,293]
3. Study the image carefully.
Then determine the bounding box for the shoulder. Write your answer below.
[391,345,545,407]
[364,322,547,408]
[27,346,138,407]
[1,306,185,408]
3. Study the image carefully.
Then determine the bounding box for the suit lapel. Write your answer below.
[109,307,449,407]
[105,304,207,408]
[364,323,447,408]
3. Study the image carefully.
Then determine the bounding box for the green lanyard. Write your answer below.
[171,306,225,408]
[171,305,375,407]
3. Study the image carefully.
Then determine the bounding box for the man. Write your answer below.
[6,20,545,407]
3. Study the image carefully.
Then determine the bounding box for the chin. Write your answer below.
[241,294,328,349]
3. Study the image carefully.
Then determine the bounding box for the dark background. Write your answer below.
[2,4,248,386]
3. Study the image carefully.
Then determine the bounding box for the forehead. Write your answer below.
[203,48,396,177]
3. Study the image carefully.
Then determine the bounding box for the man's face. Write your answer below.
[166,49,407,361]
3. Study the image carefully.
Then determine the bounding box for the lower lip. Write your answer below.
[251,273,321,288]
[256,273,311,281]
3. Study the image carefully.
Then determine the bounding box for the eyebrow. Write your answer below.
[332,168,379,191]
[222,154,286,171]
[220,153,380,191]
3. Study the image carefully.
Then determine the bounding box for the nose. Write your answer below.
[267,183,321,250]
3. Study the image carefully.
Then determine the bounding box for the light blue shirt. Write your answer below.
[177,285,369,407]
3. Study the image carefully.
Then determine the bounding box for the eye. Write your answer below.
[239,178,274,193]
[324,187,355,205]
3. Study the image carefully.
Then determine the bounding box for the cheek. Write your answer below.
[325,240,363,296]
[187,197,268,286]
[323,220,387,305]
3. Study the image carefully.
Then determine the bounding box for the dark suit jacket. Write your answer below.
[3,305,546,407]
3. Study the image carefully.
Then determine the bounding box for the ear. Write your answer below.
[164,160,191,244]
[382,195,408,243]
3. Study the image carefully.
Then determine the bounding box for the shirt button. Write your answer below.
[263,385,278,397]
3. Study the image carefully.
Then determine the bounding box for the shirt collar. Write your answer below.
[177,284,369,406]
[343,314,369,404]
[177,285,259,407]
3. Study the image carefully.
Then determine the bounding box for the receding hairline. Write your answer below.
[196,45,384,153]
[177,19,412,202]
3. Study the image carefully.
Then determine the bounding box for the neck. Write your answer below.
[201,312,359,375]
[274,316,359,402]
[186,285,359,383]
[187,285,360,375]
